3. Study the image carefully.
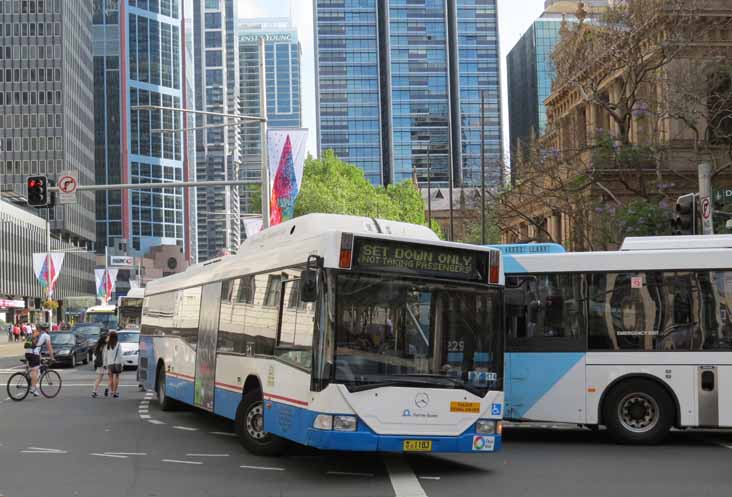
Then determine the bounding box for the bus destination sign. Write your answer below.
[352,238,484,281]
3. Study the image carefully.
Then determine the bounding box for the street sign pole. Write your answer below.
[699,162,714,235]
[259,36,270,229]
[47,179,260,193]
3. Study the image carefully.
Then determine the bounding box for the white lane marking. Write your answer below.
[90,453,128,459]
[718,443,732,450]
[22,450,68,454]
[186,453,229,457]
[419,477,441,481]
[139,415,151,419]
[162,459,203,465]
[240,465,285,471]
[384,455,428,497]
[138,409,149,414]
[327,471,374,477]
[173,426,198,431]
[24,447,67,454]
[148,420,166,425]
[105,452,148,456]
[210,431,237,437]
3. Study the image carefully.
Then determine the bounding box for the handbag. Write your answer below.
[109,346,122,374]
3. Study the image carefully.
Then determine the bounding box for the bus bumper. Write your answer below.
[304,428,502,453]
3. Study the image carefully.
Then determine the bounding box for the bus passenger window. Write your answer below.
[277,279,316,370]
[506,274,585,351]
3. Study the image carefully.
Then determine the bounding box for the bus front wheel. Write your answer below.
[235,390,288,456]
[603,379,673,445]
[156,367,176,411]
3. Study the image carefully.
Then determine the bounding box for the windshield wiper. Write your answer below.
[344,375,485,397]
[395,374,485,397]
[346,378,448,393]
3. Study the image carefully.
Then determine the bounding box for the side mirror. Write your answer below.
[300,269,318,303]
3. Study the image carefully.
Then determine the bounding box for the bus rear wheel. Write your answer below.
[235,390,288,456]
[604,379,673,445]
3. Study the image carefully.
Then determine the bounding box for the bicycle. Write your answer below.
[6,358,62,401]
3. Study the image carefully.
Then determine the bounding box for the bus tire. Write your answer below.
[156,366,176,411]
[603,379,673,445]
[235,390,288,456]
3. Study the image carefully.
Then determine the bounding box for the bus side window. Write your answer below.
[699,271,732,351]
[505,276,533,340]
[506,274,585,351]
[277,278,315,370]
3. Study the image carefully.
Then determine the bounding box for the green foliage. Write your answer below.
[295,150,440,237]
[595,198,673,247]
[460,210,502,245]
[243,184,261,215]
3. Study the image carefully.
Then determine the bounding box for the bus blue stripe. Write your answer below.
[214,387,240,420]
[166,375,194,405]
[506,352,584,419]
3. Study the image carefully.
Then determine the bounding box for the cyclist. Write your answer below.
[25,323,54,397]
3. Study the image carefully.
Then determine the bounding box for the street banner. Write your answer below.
[267,128,309,226]
[242,217,263,238]
[95,269,119,304]
[32,252,65,297]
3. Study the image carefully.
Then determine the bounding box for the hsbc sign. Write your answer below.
[109,256,134,267]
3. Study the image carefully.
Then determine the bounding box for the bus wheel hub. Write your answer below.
[247,403,266,440]
[619,393,658,432]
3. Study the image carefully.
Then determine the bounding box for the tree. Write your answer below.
[498,0,732,250]
[295,150,442,237]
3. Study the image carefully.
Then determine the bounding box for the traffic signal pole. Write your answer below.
[698,162,714,235]
[46,179,260,193]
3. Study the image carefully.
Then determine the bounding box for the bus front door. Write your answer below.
[194,282,222,412]
[505,274,587,424]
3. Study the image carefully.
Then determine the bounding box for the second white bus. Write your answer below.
[499,236,732,444]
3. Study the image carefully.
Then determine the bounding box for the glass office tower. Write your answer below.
[238,18,302,214]
[507,1,607,172]
[0,0,96,245]
[192,0,240,261]
[314,0,502,188]
[93,0,197,260]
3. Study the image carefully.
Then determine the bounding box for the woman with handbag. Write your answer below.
[105,331,123,398]
[91,335,108,398]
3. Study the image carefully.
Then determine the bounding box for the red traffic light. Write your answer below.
[27,175,50,207]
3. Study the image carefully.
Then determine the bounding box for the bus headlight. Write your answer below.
[333,415,357,432]
[476,420,496,434]
[313,415,333,430]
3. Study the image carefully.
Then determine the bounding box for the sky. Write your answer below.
[239,0,546,159]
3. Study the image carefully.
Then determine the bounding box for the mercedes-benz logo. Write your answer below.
[414,392,430,409]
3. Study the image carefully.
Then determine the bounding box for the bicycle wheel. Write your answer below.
[39,369,62,399]
[7,372,30,401]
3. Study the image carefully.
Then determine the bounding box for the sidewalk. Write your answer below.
[0,340,24,358]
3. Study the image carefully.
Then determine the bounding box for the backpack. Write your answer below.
[24,335,37,350]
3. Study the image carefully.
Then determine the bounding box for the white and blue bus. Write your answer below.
[498,236,732,444]
[139,214,505,455]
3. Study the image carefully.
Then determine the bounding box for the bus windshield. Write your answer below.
[333,273,503,396]
[85,312,118,329]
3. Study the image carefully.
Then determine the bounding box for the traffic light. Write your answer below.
[671,193,698,235]
[27,175,50,207]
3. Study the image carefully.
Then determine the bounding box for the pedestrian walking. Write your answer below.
[13,323,21,342]
[105,331,123,398]
[91,335,108,398]
[6,323,12,341]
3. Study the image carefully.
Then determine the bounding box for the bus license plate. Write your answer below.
[403,440,432,452]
